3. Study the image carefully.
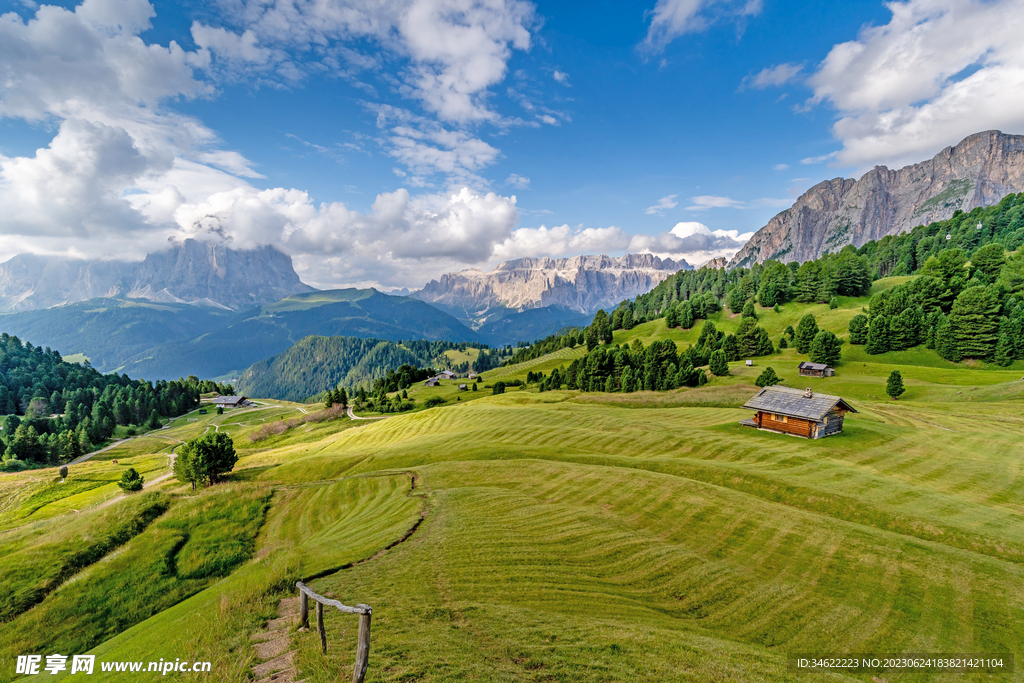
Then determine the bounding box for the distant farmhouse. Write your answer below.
[458,384,468,391]
[798,361,835,377]
[740,386,856,439]
[214,395,249,409]
[467,372,478,379]
[439,370,457,379]
[424,377,440,387]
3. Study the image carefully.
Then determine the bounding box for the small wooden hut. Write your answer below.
[740,386,856,439]
[798,361,835,377]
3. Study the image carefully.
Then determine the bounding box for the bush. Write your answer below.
[424,396,447,408]
[0,458,27,472]
[118,467,144,492]
[492,381,506,395]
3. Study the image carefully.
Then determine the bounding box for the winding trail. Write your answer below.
[346,406,388,421]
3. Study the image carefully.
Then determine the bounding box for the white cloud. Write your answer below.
[806,0,1024,170]
[552,70,570,85]
[740,62,802,90]
[645,193,679,215]
[640,0,762,55]
[489,219,754,269]
[799,151,838,165]
[505,173,530,188]
[214,0,537,125]
[772,163,790,171]
[492,224,629,261]
[686,194,744,210]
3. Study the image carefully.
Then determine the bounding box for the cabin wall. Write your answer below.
[757,412,814,438]
[813,409,846,438]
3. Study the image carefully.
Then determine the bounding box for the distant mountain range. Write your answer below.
[731,130,1024,267]
[415,254,688,327]
[0,239,314,312]
[0,289,476,380]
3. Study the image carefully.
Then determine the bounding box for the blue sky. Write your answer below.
[1,0,1022,288]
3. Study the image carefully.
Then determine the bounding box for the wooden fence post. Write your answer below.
[316,602,326,653]
[352,605,372,683]
[299,589,309,629]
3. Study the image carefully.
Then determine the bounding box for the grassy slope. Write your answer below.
[5,279,1024,682]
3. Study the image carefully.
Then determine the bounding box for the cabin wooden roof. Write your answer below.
[798,361,832,370]
[742,386,856,421]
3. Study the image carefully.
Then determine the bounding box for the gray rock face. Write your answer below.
[415,253,690,317]
[729,130,1024,267]
[0,240,314,312]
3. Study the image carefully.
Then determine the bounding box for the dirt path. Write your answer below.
[346,406,387,421]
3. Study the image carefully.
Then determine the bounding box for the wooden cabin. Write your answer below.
[798,361,834,377]
[740,386,856,439]
[214,395,248,408]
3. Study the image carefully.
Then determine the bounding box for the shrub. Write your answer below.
[425,396,447,408]
[118,467,144,492]
[492,381,506,395]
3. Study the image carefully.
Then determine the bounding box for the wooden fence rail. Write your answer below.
[296,581,372,683]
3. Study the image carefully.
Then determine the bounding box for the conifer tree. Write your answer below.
[755,367,781,387]
[848,314,869,344]
[722,334,741,361]
[809,330,842,366]
[948,286,1000,359]
[865,315,890,355]
[886,370,905,400]
[795,314,819,353]
[709,350,729,376]
[994,317,1015,367]
[742,300,757,319]
[679,301,694,329]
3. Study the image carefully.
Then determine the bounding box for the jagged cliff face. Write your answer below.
[415,253,690,316]
[729,130,1024,267]
[0,240,314,312]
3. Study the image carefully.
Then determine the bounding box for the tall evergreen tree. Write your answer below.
[865,315,891,355]
[709,350,729,376]
[754,367,781,387]
[848,314,869,344]
[809,330,842,366]
[949,286,1001,359]
[886,370,906,400]
[795,314,819,353]
[993,317,1016,367]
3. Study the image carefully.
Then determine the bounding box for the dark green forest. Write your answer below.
[0,334,231,469]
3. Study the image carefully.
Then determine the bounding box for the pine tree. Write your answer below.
[809,330,842,366]
[886,370,905,400]
[865,315,890,355]
[948,286,1000,359]
[722,334,741,361]
[118,467,144,492]
[829,297,839,309]
[935,316,961,362]
[679,302,694,329]
[778,336,788,349]
[848,314,869,344]
[795,314,819,353]
[665,306,679,328]
[994,317,1015,367]
[709,350,729,376]
[755,367,781,387]
[742,301,757,319]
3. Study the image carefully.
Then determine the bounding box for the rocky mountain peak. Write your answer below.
[729,130,1024,267]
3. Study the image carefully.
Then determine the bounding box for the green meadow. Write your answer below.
[2,283,1023,682]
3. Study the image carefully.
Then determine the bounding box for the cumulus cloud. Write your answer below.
[645,194,679,215]
[211,0,537,125]
[552,70,570,85]
[805,0,1024,170]
[626,221,753,264]
[739,62,802,90]
[640,0,762,55]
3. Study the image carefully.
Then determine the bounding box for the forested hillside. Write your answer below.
[500,194,1024,394]
[237,336,489,401]
[0,334,231,470]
